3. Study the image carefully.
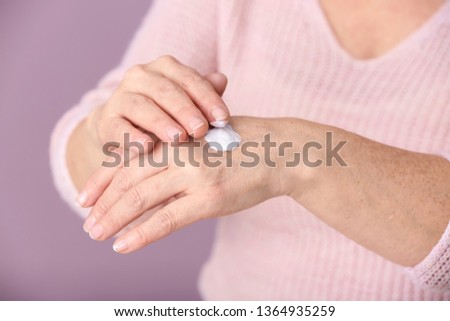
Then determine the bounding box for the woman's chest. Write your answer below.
[218,0,450,153]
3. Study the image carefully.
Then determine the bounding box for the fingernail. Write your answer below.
[113,240,128,253]
[89,224,103,240]
[211,107,228,121]
[83,216,97,233]
[210,120,228,128]
[76,191,88,207]
[189,117,206,132]
[166,127,182,141]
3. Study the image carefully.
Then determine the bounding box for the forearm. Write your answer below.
[278,118,450,266]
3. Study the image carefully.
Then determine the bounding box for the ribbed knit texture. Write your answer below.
[50,0,450,299]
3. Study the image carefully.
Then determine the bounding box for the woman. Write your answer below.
[51,0,450,299]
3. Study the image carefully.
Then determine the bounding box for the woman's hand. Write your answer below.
[79,111,450,265]
[87,55,229,148]
[75,55,230,206]
[82,117,294,253]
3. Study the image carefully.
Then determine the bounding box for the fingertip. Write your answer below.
[88,224,104,240]
[210,120,229,128]
[113,239,130,253]
[76,191,89,207]
[83,215,97,233]
[210,106,229,125]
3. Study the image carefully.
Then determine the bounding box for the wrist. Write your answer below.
[85,104,104,146]
[229,116,303,197]
[269,117,339,199]
[273,118,352,201]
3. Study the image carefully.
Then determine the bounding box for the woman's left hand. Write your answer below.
[82,116,294,253]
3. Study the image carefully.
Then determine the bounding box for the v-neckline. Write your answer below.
[310,0,450,66]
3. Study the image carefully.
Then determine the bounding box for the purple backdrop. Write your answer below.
[0,0,215,300]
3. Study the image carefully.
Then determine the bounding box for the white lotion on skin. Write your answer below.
[204,124,241,151]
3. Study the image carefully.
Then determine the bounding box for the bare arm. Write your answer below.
[280,118,450,266]
[78,116,450,268]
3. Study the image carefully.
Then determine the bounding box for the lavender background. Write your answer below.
[0,0,215,300]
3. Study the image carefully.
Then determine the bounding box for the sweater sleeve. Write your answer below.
[50,0,218,219]
[405,151,450,291]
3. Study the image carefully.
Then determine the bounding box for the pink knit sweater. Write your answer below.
[50,0,450,299]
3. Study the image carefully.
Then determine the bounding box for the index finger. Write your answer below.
[112,194,206,253]
[149,56,230,127]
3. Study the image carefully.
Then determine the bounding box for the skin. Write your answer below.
[67,0,450,266]
[67,58,229,190]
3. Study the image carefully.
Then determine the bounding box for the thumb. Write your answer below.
[204,72,228,96]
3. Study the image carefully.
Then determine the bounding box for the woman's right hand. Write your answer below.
[86,55,229,150]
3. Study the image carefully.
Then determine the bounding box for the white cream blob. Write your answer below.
[204,124,241,151]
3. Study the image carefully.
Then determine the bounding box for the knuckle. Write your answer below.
[87,173,102,192]
[196,91,214,103]
[133,226,149,245]
[176,104,194,118]
[155,209,177,234]
[126,187,145,211]
[148,113,166,128]
[179,72,204,89]
[156,81,180,96]
[127,93,148,107]
[125,94,148,115]
[95,198,109,215]
[125,64,145,79]
[102,213,118,231]
[157,54,177,65]
[114,170,132,193]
